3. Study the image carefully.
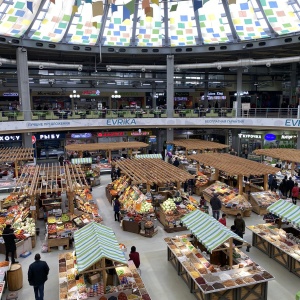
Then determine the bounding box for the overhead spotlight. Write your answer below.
[141,67,146,72]
[266,62,271,67]
[39,65,44,70]
[21,47,26,53]
[175,67,180,72]
[78,66,82,71]
[107,67,111,72]
[217,65,222,70]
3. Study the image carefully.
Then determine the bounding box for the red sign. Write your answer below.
[31,135,36,144]
[98,132,125,137]
[131,131,150,136]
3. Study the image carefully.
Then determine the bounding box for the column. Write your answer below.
[290,63,297,107]
[167,128,174,141]
[204,71,209,109]
[152,82,157,109]
[236,67,243,117]
[22,133,33,148]
[297,134,300,149]
[166,55,174,118]
[16,47,31,121]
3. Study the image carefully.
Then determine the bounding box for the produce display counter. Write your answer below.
[0,237,32,258]
[203,181,252,217]
[248,224,300,278]
[165,235,274,300]
[244,182,264,194]
[249,191,279,216]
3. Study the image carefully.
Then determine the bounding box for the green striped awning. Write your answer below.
[135,154,162,159]
[267,199,300,227]
[71,157,92,165]
[74,222,127,273]
[181,210,245,252]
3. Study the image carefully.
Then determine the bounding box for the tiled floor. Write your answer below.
[1,174,299,300]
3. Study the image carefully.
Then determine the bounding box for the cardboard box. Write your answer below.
[88,273,101,285]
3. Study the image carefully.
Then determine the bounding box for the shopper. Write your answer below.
[279,175,288,197]
[2,224,18,264]
[219,213,227,226]
[28,253,50,300]
[234,213,245,239]
[230,225,243,246]
[210,193,222,220]
[291,183,299,205]
[129,246,140,268]
[114,197,121,222]
[286,177,294,198]
[58,155,64,166]
[271,176,278,192]
[268,174,274,190]
[173,157,180,167]
[199,196,206,207]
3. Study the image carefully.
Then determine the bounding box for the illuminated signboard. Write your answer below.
[131,131,150,136]
[98,132,125,137]
[265,134,276,141]
[70,133,92,138]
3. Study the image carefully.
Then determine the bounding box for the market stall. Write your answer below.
[115,158,195,233]
[59,222,151,300]
[167,139,229,175]
[248,199,300,278]
[165,210,274,300]
[189,153,279,216]
[249,191,280,215]
[0,147,34,178]
[65,141,149,163]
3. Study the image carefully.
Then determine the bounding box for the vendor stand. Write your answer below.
[115,158,194,234]
[58,222,151,300]
[0,147,34,178]
[189,153,279,217]
[165,210,274,300]
[248,199,300,278]
[65,141,149,165]
[167,139,229,176]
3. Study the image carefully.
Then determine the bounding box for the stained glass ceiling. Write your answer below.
[0,0,299,47]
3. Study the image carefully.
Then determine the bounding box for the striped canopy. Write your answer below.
[136,154,162,159]
[267,199,300,227]
[74,222,127,273]
[181,210,245,252]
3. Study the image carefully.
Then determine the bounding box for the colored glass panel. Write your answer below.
[68,2,100,45]
[0,0,39,37]
[260,0,300,35]
[228,0,269,40]
[30,0,73,42]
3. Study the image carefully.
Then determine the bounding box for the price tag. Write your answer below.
[30,206,36,211]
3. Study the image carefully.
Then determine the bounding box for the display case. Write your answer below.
[203,181,252,217]
[249,191,279,215]
[165,235,274,300]
[248,224,300,277]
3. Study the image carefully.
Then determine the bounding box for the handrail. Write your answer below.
[0,107,298,121]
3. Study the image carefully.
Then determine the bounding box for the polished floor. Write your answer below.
[1,174,299,300]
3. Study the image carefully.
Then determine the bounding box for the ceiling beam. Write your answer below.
[96,0,110,46]
[130,0,140,47]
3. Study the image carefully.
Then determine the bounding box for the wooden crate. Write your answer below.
[238,282,267,300]
[271,245,290,270]
[48,237,70,252]
[290,257,300,278]
[210,288,235,300]
[252,233,271,256]
[249,196,268,216]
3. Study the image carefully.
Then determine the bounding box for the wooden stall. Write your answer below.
[115,158,194,233]
[254,148,300,176]
[65,141,149,163]
[165,210,274,300]
[0,147,34,178]
[189,153,279,216]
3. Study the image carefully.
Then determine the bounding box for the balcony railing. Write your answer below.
[0,108,298,122]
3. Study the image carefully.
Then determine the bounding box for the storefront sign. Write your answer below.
[281,134,297,140]
[32,136,36,144]
[131,131,149,136]
[70,133,92,138]
[0,134,21,141]
[207,91,224,96]
[82,90,101,96]
[238,134,262,139]
[264,134,276,141]
[3,92,18,97]
[98,132,125,137]
[37,133,63,140]
[149,136,156,143]
[106,119,137,126]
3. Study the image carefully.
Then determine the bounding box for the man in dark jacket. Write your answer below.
[28,253,50,300]
[2,224,17,264]
[234,213,246,239]
[286,177,294,198]
[210,193,222,220]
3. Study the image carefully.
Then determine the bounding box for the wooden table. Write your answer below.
[48,237,70,252]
